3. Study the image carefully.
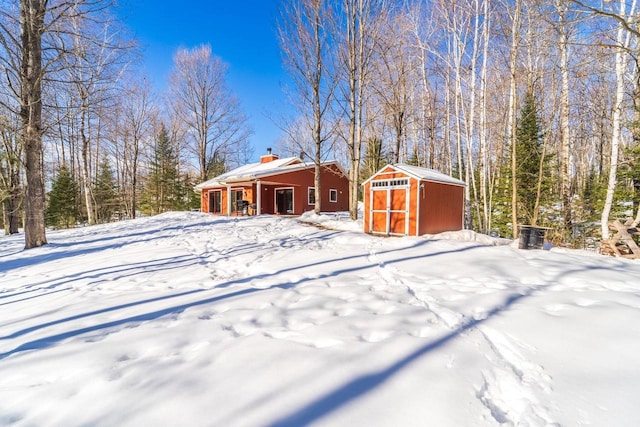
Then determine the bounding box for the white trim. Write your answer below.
[329,189,337,203]
[416,182,422,235]
[368,184,374,233]
[256,181,262,215]
[405,186,410,235]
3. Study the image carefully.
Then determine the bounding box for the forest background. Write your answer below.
[1,0,640,249]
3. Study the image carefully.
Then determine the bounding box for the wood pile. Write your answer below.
[600,219,640,259]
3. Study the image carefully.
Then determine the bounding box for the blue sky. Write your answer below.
[121,0,287,161]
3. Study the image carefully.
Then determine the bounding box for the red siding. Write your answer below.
[364,165,464,236]
[419,181,464,234]
[199,163,349,215]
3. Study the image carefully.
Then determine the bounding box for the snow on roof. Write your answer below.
[360,163,465,187]
[390,163,466,186]
[194,157,302,190]
[194,157,345,190]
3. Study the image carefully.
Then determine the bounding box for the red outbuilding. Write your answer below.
[362,164,466,236]
[194,150,349,216]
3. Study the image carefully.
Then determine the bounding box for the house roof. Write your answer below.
[362,163,466,187]
[194,157,346,190]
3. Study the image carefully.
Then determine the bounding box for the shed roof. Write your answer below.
[194,157,346,190]
[362,163,466,187]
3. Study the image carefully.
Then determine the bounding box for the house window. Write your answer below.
[308,187,315,205]
[329,189,337,203]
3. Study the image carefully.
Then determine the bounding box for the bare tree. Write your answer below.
[169,44,251,182]
[58,12,130,225]
[0,0,125,248]
[0,112,21,234]
[334,0,385,220]
[111,77,156,219]
[553,0,575,235]
[372,10,414,165]
[278,0,337,214]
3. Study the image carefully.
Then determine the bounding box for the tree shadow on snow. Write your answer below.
[0,241,480,359]
[267,290,535,427]
[0,220,220,273]
[266,263,615,427]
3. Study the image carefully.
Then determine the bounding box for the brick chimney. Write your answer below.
[260,147,279,163]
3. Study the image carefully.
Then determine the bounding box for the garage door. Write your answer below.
[369,178,409,235]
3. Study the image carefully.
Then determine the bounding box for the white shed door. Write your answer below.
[369,178,410,235]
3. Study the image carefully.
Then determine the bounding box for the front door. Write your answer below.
[275,188,293,214]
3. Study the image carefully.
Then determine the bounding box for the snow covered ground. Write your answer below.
[1,211,639,427]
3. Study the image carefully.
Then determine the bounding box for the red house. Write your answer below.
[362,164,466,236]
[195,150,349,216]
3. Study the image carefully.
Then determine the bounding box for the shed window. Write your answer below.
[329,189,337,202]
[308,187,315,205]
[372,178,409,188]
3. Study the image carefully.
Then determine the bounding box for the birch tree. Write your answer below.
[335,0,384,220]
[571,0,639,236]
[373,10,414,164]
[61,13,129,225]
[507,0,523,238]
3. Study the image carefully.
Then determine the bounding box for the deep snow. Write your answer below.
[1,211,639,427]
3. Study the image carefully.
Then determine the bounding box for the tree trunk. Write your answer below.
[5,170,21,234]
[508,0,521,238]
[558,2,573,235]
[479,0,490,233]
[21,0,47,248]
[81,108,96,225]
[601,0,631,239]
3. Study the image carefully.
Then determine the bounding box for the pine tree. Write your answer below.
[142,123,181,215]
[407,148,420,166]
[46,165,79,229]
[174,172,200,211]
[515,91,552,225]
[93,159,119,223]
[361,136,385,181]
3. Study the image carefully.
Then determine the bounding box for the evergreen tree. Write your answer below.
[93,159,119,223]
[491,156,514,238]
[361,136,385,181]
[206,152,226,180]
[142,123,181,214]
[515,91,553,225]
[175,172,200,211]
[46,165,79,229]
[610,144,640,222]
[407,148,420,166]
